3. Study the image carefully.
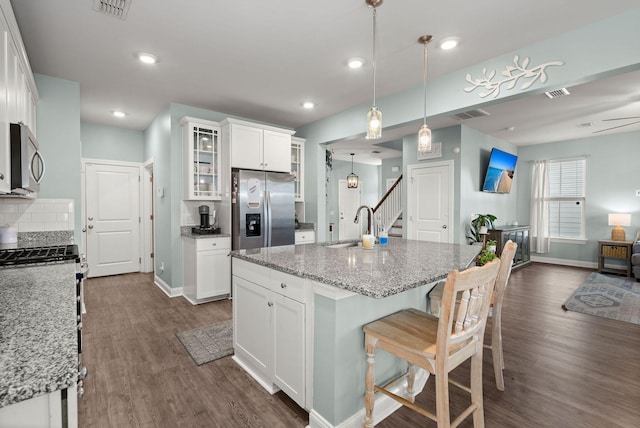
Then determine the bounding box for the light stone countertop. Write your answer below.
[180,226,231,239]
[231,238,481,298]
[0,262,78,408]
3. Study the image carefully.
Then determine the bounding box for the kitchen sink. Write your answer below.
[325,242,360,249]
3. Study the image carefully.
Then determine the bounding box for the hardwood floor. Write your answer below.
[78,273,308,427]
[78,264,640,428]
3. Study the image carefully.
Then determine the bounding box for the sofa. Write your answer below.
[633,231,640,280]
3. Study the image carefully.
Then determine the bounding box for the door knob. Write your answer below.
[88,217,93,221]
[442,225,447,229]
[88,225,94,229]
[82,227,86,232]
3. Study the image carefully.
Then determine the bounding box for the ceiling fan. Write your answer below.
[593,116,640,133]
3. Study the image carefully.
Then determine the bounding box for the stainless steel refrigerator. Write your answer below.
[232,169,295,250]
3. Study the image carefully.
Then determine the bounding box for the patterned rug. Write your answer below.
[176,320,233,365]
[562,273,640,325]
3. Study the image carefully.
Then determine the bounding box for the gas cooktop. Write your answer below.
[0,245,79,266]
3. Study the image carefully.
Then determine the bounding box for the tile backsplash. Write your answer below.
[0,198,74,231]
[181,200,217,226]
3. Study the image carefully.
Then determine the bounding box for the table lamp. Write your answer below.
[608,213,631,241]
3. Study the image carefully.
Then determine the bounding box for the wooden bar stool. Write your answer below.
[428,240,517,391]
[363,258,501,427]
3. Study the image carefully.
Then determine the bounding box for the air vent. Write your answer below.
[94,0,131,20]
[544,88,570,99]
[453,109,490,121]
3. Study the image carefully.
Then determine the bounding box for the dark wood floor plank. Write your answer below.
[78,265,640,427]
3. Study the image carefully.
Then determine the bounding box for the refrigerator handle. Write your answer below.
[265,190,272,247]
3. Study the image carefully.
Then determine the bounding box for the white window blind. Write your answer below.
[548,158,586,239]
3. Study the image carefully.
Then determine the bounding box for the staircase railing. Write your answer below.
[373,175,402,234]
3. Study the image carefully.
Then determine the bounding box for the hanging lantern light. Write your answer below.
[347,153,359,188]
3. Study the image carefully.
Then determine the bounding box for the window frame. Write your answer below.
[547,157,587,243]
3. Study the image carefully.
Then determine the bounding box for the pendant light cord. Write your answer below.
[423,41,427,126]
[372,8,377,108]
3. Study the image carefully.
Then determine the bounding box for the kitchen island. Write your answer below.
[231,238,480,428]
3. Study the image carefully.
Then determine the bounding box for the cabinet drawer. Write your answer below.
[196,237,231,251]
[233,258,270,286]
[271,270,305,303]
[295,230,315,244]
[601,245,628,258]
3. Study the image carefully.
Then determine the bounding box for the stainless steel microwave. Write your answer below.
[10,123,45,195]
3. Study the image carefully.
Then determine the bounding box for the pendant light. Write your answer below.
[418,34,433,153]
[347,153,359,188]
[365,0,383,139]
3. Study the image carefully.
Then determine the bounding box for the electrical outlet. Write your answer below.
[159,261,165,273]
[636,189,640,197]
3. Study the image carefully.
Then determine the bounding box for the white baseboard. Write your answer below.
[231,356,279,395]
[307,369,429,428]
[154,275,183,297]
[531,256,597,269]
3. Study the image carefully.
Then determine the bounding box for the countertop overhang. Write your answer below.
[231,238,480,298]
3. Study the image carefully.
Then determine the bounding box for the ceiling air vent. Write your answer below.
[544,88,570,99]
[94,0,131,20]
[453,108,490,121]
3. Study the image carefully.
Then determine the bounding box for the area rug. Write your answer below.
[176,320,233,365]
[562,273,640,325]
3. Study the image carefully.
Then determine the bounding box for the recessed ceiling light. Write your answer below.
[347,58,365,69]
[439,37,460,50]
[113,110,126,118]
[138,52,158,64]
[302,101,315,109]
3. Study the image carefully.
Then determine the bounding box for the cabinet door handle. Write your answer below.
[281,283,287,289]
[267,301,273,307]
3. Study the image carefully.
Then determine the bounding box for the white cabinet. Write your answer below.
[180,117,222,201]
[232,258,306,408]
[291,137,304,201]
[0,385,78,428]
[182,236,231,304]
[295,230,315,245]
[222,118,294,173]
[0,1,38,194]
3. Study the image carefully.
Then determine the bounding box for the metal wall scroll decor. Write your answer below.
[464,55,564,99]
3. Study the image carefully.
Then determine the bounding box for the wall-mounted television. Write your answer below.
[482,148,518,193]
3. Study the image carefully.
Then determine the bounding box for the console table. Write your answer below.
[487,225,532,270]
[597,240,633,277]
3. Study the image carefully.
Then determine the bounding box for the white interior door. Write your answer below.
[85,162,141,277]
[338,179,362,240]
[407,161,453,243]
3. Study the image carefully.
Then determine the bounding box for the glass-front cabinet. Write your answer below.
[487,225,531,270]
[291,137,304,202]
[180,117,222,200]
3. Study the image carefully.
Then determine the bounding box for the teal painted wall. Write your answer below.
[81,122,144,162]
[34,74,82,246]
[143,107,172,282]
[516,131,640,264]
[380,156,402,192]
[459,126,518,243]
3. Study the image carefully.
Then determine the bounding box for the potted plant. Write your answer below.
[476,247,498,266]
[467,213,497,244]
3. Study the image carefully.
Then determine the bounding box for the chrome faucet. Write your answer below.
[354,205,376,237]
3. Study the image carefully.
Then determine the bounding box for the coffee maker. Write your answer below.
[191,205,219,234]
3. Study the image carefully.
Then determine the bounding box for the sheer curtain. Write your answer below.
[530,160,551,254]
